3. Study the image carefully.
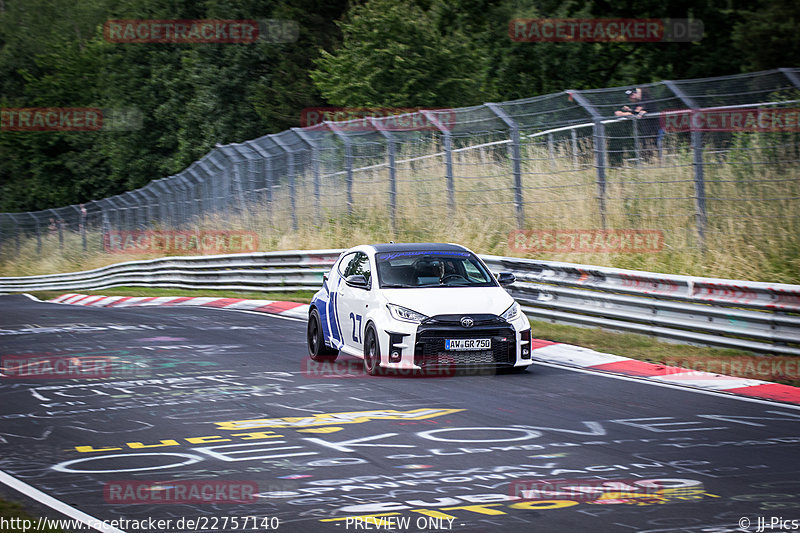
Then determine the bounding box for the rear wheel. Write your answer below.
[308,308,338,361]
[364,326,382,376]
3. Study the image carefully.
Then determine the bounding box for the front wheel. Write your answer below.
[363,326,382,376]
[308,308,338,361]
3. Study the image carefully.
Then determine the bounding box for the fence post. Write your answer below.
[139,187,157,228]
[571,128,579,169]
[326,122,354,217]
[9,214,20,256]
[568,91,607,228]
[632,119,641,166]
[369,117,397,233]
[485,103,524,228]
[780,68,800,89]
[269,134,298,230]
[421,110,455,214]
[291,128,322,225]
[220,148,248,216]
[48,208,64,250]
[664,80,706,248]
[26,214,41,255]
[244,140,274,223]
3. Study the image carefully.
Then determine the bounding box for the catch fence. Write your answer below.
[1,68,799,260]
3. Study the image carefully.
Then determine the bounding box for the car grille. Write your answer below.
[414,326,516,367]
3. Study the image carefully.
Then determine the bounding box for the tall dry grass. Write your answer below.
[2,132,799,283]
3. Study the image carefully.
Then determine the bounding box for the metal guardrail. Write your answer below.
[1,251,799,356]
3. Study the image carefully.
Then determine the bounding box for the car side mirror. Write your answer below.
[497,272,516,286]
[345,274,370,289]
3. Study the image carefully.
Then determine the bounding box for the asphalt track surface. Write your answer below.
[1,294,799,533]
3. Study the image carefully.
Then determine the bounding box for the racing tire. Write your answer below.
[363,326,383,376]
[308,308,338,361]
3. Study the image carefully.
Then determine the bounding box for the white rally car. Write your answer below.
[307,243,533,375]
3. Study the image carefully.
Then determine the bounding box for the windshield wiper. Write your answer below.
[381,283,417,288]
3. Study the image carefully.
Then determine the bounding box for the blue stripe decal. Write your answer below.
[327,279,342,346]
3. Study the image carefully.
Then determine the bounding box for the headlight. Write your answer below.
[501,301,521,322]
[387,304,428,323]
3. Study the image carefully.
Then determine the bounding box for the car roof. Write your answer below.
[368,242,470,253]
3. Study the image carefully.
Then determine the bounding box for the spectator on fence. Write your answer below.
[615,87,665,161]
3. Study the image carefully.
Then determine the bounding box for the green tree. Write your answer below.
[310,0,487,108]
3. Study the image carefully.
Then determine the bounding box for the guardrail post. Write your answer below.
[485,103,524,227]
[664,80,706,248]
[421,110,455,215]
[568,91,607,228]
[269,134,298,230]
[291,128,322,225]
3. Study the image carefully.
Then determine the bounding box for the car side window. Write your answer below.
[347,253,372,285]
[338,252,358,277]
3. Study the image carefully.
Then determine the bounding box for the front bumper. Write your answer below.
[403,314,530,370]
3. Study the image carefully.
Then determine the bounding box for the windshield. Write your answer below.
[375,250,497,288]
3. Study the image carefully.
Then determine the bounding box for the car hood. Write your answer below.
[381,287,515,317]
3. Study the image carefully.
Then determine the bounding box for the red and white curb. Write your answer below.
[49,293,310,320]
[50,293,799,405]
[529,339,800,405]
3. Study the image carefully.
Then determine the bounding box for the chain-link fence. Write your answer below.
[1,68,799,268]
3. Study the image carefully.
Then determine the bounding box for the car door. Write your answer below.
[336,252,373,354]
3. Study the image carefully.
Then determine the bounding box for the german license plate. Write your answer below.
[445,338,491,351]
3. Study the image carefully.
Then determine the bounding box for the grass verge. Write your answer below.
[0,498,64,532]
[530,319,800,388]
